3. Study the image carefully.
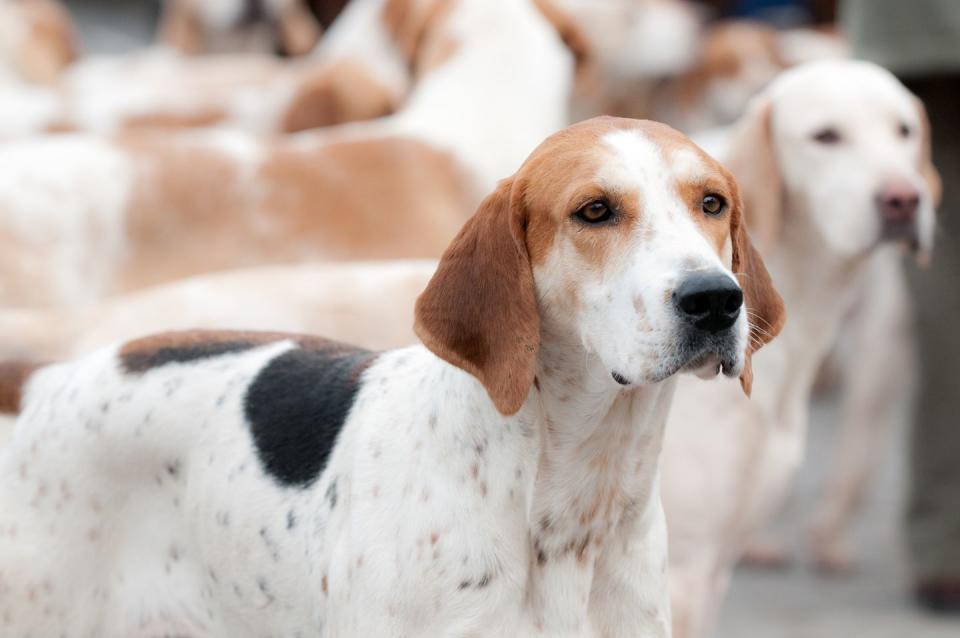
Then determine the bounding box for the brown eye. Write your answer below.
[702,194,726,216]
[898,122,912,138]
[575,200,612,224]
[812,127,841,144]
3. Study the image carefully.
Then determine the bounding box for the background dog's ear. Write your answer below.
[415,178,539,416]
[531,0,592,73]
[730,190,786,396]
[913,96,942,209]
[276,1,322,57]
[725,95,782,254]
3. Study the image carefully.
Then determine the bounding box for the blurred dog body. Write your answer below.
[0,260,436,362]
[0,0,576,309]
[0,0,412,138]
[0,0,77,85]
[662,60,940,638]
[158,0,321,56]
[652,20,848,133]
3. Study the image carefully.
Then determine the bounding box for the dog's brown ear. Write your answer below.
[913,96,942,209]
[726,95,782,254]
[531,0,591,72]
[382,0,453,73]
[730,188,785,396]
[276,1,322,57]
[415,178,539,415]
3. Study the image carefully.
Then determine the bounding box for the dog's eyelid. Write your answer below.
[811,127,842,144]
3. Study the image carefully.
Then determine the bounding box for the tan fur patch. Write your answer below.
[118,329,357,374]
[281,59,400,132]
[15,0,78,84]
[119,134,475,293]
[122,108,229,132]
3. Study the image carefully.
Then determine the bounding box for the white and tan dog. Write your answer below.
[0,117,784,638]
[0,0,412,138]
[0,0,76,85]
[661,59,940,638]
[0,0,579,309]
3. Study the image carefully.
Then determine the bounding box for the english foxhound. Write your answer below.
[0,117,784,637]
[661,60,940,638]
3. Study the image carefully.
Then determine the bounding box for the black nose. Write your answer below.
[673,273,743,334]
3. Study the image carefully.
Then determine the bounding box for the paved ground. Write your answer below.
[717,397,960,638]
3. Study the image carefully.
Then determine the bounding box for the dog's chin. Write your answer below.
[682,350,742,380]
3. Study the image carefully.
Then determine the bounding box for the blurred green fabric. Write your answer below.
[842,0,960,75]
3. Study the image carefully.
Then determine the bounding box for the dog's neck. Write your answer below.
[518,323,676,630]
[391,0,575,193]
[751,202,872,426]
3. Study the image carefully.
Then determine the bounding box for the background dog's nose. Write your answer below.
[877,180,920,225]
[674,274,743,334]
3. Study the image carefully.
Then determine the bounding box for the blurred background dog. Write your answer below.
[0,0,957,636]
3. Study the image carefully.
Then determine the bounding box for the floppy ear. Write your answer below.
[725,95,783,254]
[382,0,452,72]
[913,96,942,209]
[531,0,592,73]
[276,1,322,57]
[415,178,540,415]
[730,189,786,396]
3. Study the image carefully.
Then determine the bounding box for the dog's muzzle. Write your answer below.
[673,272,744,377]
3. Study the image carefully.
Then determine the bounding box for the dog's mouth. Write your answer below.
[653,330,742,383]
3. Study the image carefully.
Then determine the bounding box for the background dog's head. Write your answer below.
[726,59,940,263]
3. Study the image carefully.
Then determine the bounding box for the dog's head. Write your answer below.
[416,117,785,414]
[727,60,941,262]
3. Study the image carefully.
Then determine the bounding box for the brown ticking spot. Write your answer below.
[470,463,479,480]
[321,574,329,596]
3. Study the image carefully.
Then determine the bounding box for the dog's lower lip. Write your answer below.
[611,371,631,386]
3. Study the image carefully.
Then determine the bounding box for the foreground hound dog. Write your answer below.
[0,0,578,308]
[0,117,783,637]
[662,60,939,638]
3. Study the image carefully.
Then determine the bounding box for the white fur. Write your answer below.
[663,60,938,637]
[392,0,575,193]
[0,135,134,307]
[0,124,746,637]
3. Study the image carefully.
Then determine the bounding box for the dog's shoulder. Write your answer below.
[120,329,379,488]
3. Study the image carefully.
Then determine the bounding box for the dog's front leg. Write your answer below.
[589,496,672,638]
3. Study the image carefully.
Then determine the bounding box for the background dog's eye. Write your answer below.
[702,194,726,216]
[575,200,612,224]
[812,128,842,144]
[898,122,912,138]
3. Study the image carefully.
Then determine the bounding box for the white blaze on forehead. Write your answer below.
[600,129,727,269]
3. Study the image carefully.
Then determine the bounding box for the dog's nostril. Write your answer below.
[679,292,711,317]
[674,273,743,334]
[724,289,744,314]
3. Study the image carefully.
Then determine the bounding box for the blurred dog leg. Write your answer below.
[810,249,916,574]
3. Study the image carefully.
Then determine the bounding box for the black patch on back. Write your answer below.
[244,346,376,488]
[122,341,260,374]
